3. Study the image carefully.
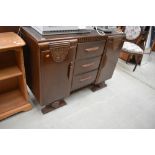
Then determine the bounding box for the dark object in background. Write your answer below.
[0,26,19,33]
[150,26,155,47]
[152,41,155,51]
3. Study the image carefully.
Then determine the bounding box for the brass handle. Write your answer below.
[45,54,50,58]
[85,47,99,52]
[80,76,92,82]
[42,50,51,62]
[68,62,73,80]
[81,62,95,68]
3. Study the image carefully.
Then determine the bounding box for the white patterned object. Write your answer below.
[122,41,143,54]
[125,26,141,40]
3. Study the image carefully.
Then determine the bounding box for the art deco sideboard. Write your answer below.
[21,27,125,114]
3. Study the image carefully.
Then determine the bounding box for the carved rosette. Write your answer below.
[50,47,69,63]
[49,41,70,63]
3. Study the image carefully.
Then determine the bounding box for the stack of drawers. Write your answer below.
[71,40,106,91]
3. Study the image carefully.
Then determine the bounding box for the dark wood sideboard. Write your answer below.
[20,27,125,114]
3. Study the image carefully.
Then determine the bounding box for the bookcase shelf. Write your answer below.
[0,89,31,120]
[0,66,22,81]
[0,32,32,121]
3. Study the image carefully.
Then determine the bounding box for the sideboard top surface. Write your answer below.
[21,27,125,43]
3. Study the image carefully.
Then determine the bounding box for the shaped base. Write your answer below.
[91,82,107,92]
[41,100,66,114]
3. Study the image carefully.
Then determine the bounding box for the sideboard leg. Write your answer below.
[91,82,107,92]
[41,100,67,114]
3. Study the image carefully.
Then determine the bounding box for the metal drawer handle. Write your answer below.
[68,62,73,80]
[80,76,92,82]
[45,54,50,58]
[85,47,99,52]
[81,62,95,68]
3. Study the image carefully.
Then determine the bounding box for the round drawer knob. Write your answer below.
[45,54,50,58]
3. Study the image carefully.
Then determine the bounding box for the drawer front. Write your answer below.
[74,57,101,75]
[72,70,98,91]
[76,40,105,60]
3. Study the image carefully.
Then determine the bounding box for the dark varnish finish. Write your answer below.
[21,27,125,114]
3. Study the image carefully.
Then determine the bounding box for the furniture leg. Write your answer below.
[126,54,131,64]
[41,100,67,114]
[91,82,107,92]
[133,55,139,72]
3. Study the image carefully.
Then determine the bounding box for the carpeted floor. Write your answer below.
[0,52,155,129]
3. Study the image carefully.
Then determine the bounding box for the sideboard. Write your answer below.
[21,27,125,114]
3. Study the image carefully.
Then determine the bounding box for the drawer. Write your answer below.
[76,40,106,60]
[74,57,101,75]
[72,70,98,91]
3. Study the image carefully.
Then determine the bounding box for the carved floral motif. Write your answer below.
[50,47,69,63]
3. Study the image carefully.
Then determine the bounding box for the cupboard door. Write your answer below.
[40,41,76,105]
[95,35,124,84]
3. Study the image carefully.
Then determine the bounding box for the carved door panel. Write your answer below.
[40,40,77,105]
[95,35,124,84]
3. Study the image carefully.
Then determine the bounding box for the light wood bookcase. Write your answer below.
[0,32,32,121]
